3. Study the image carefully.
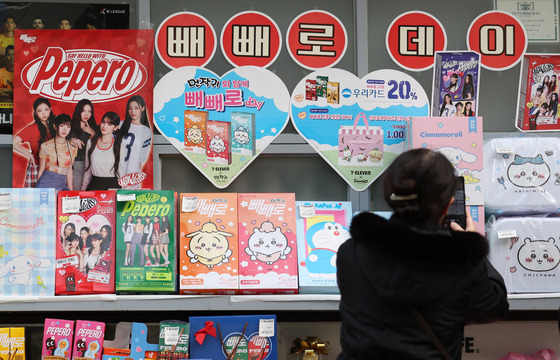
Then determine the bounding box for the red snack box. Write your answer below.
[237,193,298,294]
[206,120,232,165]
[56,191,116,295]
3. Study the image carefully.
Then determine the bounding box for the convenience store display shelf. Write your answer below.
[0,294,555,311]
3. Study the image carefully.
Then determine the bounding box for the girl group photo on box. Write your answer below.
[12,95,152,191]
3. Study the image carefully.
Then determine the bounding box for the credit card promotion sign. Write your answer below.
[154,66,290,189]
[290,68,429,191]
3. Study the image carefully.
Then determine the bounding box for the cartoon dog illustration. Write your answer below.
[186,222,233,269]
[0,255,52,286]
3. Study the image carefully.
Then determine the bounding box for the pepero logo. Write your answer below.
[20,34,37,43]
[197,199,227,217]
[20,47,148,102]
[248,199,285,217]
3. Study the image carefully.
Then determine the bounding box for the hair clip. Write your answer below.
[389,193,418,201]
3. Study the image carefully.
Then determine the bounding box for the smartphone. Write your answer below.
[442,176,466,230]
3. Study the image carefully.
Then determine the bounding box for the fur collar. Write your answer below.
[350,212,489,270]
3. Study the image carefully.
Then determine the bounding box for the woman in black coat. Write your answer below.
[337,148,508,360]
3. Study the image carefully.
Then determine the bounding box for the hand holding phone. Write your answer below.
[442,176,466,230]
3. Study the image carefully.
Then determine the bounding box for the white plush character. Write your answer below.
[245,221,291,265]
[209,135,226,153]
[507,154,551,188]
[437,146,477,167]
[233,126,250,145]
[518,237,560,272]
[0,255,52,286]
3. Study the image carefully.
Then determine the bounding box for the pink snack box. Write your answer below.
[72,320,105,360]
[42,318,75,360]
[238,193,298,294]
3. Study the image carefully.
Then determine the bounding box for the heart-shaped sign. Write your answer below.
[154,66,290,188]
[290,68,429,191]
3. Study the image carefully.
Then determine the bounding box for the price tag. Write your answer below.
[117,193,136,202]
[62,196,80,213]
[0,193,11,210]
[497,230,517,239]
[182,195,198,212]
[496,147,514,154]
[164,327,180,345]
[299,204,316,218]
[259,319,275,337]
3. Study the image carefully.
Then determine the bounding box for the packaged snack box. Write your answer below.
[238,193,298,294]
[115,190,176,293]
[316,76,328,98]
[206,120,232,165]
[184,110,208,154]
[516,53,560,131]
[189,315,277,360]
[179,193,238,294]
[230,112,256,156]
[158,321,189,358]
[431,51,480,117]
[72,320,105,360]
[296,201,352,294]
[0,188,56,296]
[56,191,116,295]
[305,79,317,101]
[0,327,25,360]
[327,81,339,104]
[42,319,74,360]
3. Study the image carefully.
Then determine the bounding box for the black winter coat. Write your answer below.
[337,212,509,360]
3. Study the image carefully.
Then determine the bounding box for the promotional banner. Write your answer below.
[0,2,131,134]
[13,30,154,190]
[290,68,429,191]
[154,66,290,189]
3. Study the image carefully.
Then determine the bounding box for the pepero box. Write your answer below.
[230,112,256,157]
[158,320,189,358]
[296,201,352,294]
[189,315,277,360]
[179,193,238,294]
[515,54,560,132]
[238,193,298,294]
[184,110,208,154]
[327,81,339,104]
[431,51,480,117]
[0,188,56,296]
[56,191,116,295]
[206,120,232,165]
[72,320,105,360]
[42,319,74,360]
[316,76,328,98]
[115,190,176,294]
[0,327,25,360]
[305,79,316,101]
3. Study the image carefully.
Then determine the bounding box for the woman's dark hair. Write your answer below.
[80,226,90,235]
[447,73,458,92]
[462,74,475,99]
[464,101,474,116]
[85,111,121,177]
[86,233,103,255]
[120,95,150,135]
[71,99,97,136]
[53,113,72,128]
[67,232,83,250]
[33,97,56,147]
[439,94,452,116]
[100,224,112,252]
[383,148,456,220]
